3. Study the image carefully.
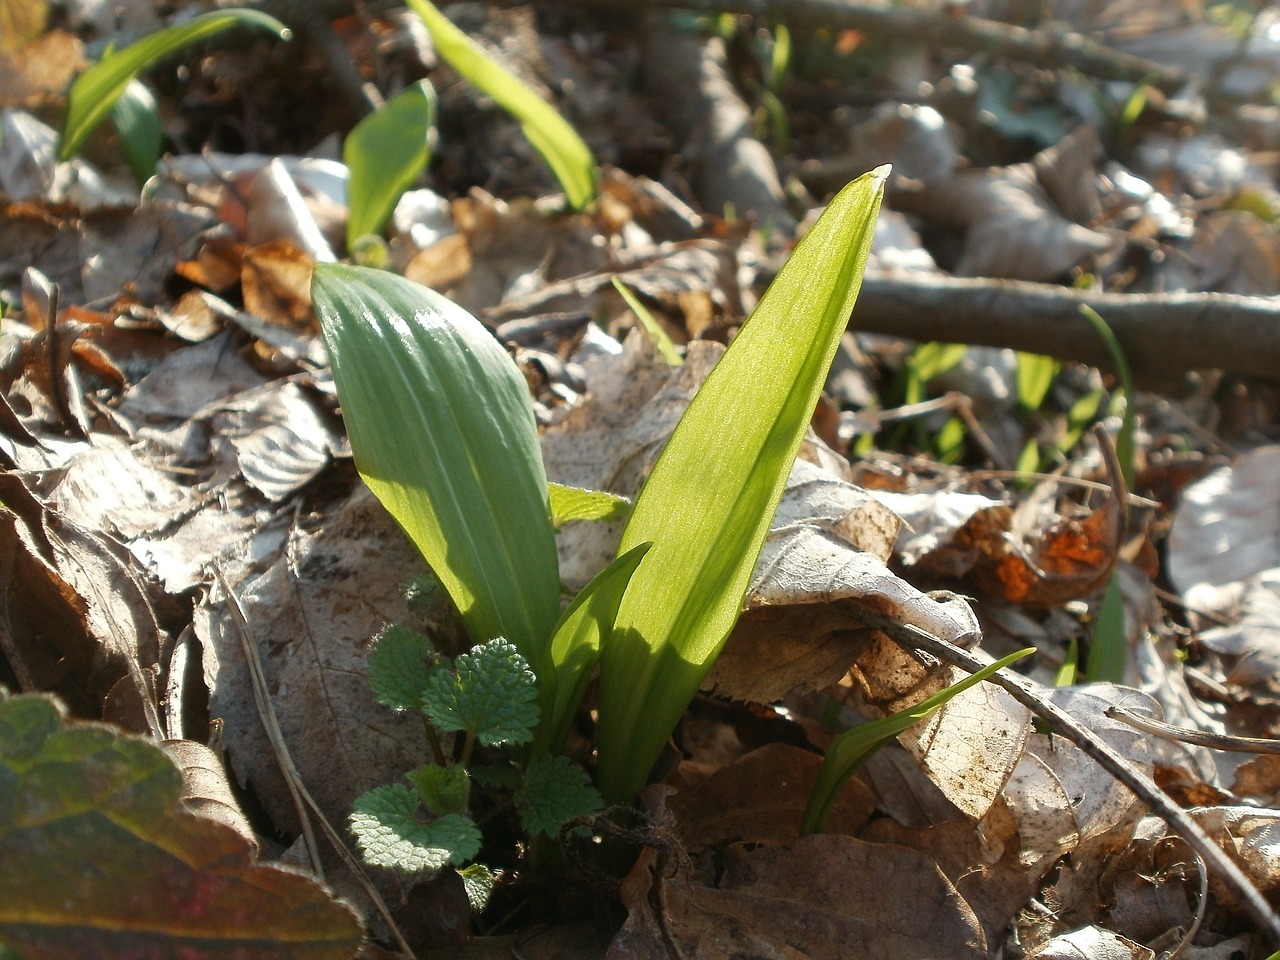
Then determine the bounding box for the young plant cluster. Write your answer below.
[349,628,601,906]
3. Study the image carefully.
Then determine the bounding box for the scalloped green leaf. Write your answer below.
[405,0,597,210]
[311,265,562,687]
[349,784,480,872]
[59,9,289,161]
[406,763,469,817]
[515,755,602,838]
[344,79,437,248]
[422,638,539,746]
[597,168,888,802]
[368,624,437,711]
[0,694,362,959]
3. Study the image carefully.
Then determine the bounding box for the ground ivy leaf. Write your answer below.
[368,624,437,711]
[421,638,539,746]
[406,763,469,817]
[350,784,481,872]
[515,755,603,838]
[0,693,362,960]
[457,863,497,912]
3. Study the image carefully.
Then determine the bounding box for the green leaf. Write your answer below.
[1087,570,1128,684]
[542,542,651,754]
[596,168,887,803]
[344,79,437,248]
[515,755,603,838]
[311,265,562,685]
[611,277,682,366]
[801,648,1034,835]
[422,638,539,747]
[406,763,470,816]
[59,9,289,161]
[404,0,597,210]
[1015,351,1060,413]
[457,863,496,912]
[0,694,362,959]
[368,624,436,711]
[908,341,968,384]
[350,784,481,872]
[110,79,162,183]
[548,481,632,527]
[1079,305,1135,490]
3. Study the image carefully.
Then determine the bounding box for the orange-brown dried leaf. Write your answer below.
[0,693,363,960]
[241,239,316,329]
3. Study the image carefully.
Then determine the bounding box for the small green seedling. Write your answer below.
[405,0,598,210]
[611,277,682,367]
[59,9,289,163]
[110,80,162,183]
[344,80,437,249]
[313,168,886,821]
[350,634,602,900]
[802,648,1033,834]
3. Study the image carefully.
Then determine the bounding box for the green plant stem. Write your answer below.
[423,714,448,768]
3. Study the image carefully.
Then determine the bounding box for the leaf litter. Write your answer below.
[3,0,1280,957]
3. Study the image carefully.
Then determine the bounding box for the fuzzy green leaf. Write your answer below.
[802,649,1034,835]
[548,482,631,527]
[457,863,496,912]
[515,755,602,838]
[470,762,521,791]
[60,9,288,160]
[368,625,437,711]
[406,763,470,817]
[597,168,887,802]
[404,0,597,210]
[344,79,437,248]
[422,638,539,746]
[311,265,562,688]
[350,784,480,872]
[541,542,650,754]
[110,79,162,183]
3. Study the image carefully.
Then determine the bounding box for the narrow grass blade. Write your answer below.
[611,277,682,366]
[311,265,561,683]
[59,9,288,161]
[404,0,597,210]
[110,79,161,183]
[1079,305,1135,489]
[548,482,631,527]
[541,542,651,755]
[596,169,887,803]
[344,80,437,248]
[1088,571,1128,684]
[802,648,1034,835]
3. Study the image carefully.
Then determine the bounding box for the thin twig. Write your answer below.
[215,565,418,959]
[1107,706,1280,756]
[845,607,1280,946]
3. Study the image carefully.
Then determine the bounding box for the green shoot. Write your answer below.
[405,0,598,210]
[611,277,682,366]
[1015,351,1060,413]
[1054,637,1079,687]
[1088,570,1129,684]
[110,79,161,182]
[802,648,1034,835]
[595,168,886,803]
[59,9,289,161]
[1078,305,1135,490]
[344,79,437,249]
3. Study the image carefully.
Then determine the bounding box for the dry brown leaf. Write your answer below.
[241,239,317,330]
[0,29,83,104]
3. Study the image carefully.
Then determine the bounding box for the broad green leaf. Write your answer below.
[350,784,480,871]
[542,542,650,754]
[596,168,887,803]
[344,79,437,248]
[404,0,597,210]
[548,481,631,527]
[422,638,539,747]
[311,265,561,683]
[458,863,496,911]
[368,624,436,711]
[611,277,682,366]
[515,755,602,838]
[0,694,362,959]
[801,649,1034,835]
[59,9,289,161]
[110,79,162,183]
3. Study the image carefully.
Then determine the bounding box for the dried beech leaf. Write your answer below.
[0,694,362,960]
